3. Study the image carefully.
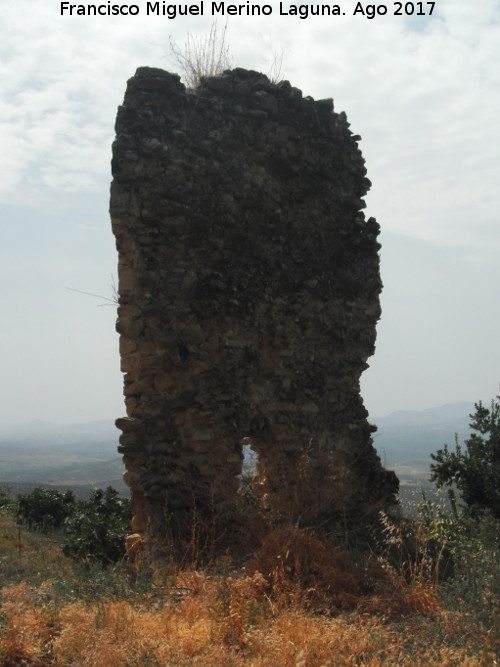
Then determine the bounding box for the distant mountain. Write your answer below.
[0,404,480,498]
[0,419,118,446]
[0,418,125,496]
[374,402,474,428]
[371,401,476,485]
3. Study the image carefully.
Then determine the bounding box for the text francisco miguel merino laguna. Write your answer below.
[60,1,352,18]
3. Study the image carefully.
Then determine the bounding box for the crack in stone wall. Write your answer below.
[110,66,399,557]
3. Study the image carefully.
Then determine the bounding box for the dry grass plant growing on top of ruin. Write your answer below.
[167,21,284,89]
[168,20,231,89]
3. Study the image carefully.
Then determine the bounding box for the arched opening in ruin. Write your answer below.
[240,437,257,480]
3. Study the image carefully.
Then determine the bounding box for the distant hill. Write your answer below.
[0,419,117,447]
[371,401,475,487]
[375,401,474,428]
[0,418,126,495]
[0,403,478,499]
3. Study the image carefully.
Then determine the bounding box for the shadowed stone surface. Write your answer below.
[110,67,398,557]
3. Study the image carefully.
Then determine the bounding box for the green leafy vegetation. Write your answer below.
[16,487,76,532]
[430,396,500,518]
[13,486,130,566]
[62,487,131,566]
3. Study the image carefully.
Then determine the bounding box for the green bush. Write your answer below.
[15,488,76,532]
[13,486,131,567]
[63,487,131,566]
[439,511,500,657]
[0,489,14,510]
[430,396,500,518]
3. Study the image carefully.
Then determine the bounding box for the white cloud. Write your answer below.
[2,3,497,232]
[2,4,499,239]
[1,0,499,421]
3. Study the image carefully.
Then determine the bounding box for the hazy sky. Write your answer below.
[1,0,499,425]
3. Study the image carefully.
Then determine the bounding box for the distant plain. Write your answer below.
[0,402,475,510]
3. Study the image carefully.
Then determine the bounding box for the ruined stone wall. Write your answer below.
[110,66,398,556]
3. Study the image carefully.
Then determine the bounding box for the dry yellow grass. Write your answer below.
[0,573,487,666]
[0,511,493,666]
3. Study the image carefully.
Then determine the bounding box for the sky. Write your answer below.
[1,0,499,426]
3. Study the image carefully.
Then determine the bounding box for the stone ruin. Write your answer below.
[110,66,399,559]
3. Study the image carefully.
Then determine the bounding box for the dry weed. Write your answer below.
[250,527,361,611]
[0,583,60,664]
[0,512,489,666]
[0,579,485,666]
